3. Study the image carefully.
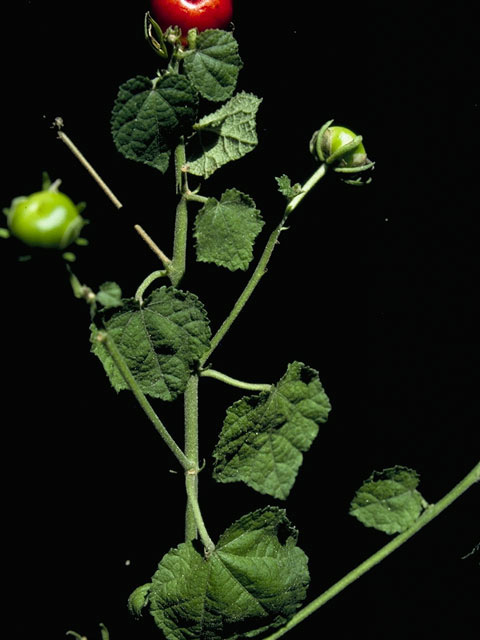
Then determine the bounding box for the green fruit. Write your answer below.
[320,125,367,167]
[7,190,85,249]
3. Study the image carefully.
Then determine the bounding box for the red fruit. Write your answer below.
[150,0,233,37]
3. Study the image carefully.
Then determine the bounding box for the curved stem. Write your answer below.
[96,331,192,471]
[263,460,480,640]
[200,368,272,392]
[135,270,167,304]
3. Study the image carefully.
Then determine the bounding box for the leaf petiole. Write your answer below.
[200,368,272,392]
[135,270,167,305]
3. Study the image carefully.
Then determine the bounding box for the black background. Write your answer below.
[2,1,479,638]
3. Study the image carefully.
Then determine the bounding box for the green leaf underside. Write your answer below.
[213,362,331,499]
[350,466,426,534]
[187,92,262,179]
[149,507,309,640]
[91,286,211,401]
[184,30,243,102]
[194,189,264,271]
[111,75,198,173]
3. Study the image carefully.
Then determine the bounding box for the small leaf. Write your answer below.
[194,188,263,271]
[149,506,309,640]
[350,466,427,534]
[184,29,243,102]
[96,281,123,309]
[99,624,110,640]
[275,175,303,201]
[91,286,211,401]
[111,75,199,173]
[128,583,152,618]
[213,362,332,499]
[187,92,262,178]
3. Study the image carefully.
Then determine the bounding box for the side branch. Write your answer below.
[54,118,123,209]
[97,331,192,471]
[263,460,480,640]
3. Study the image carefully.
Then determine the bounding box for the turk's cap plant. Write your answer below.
[6,2,479,639]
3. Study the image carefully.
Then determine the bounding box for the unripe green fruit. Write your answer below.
[320,126,367,167]
[7,190,85,249]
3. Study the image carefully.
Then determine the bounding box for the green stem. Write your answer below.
[200,368,272,392]
[97,331,191,471]
[285,163,327,214]
[263,461,480,640]
[185,471,215,554]
[135,270,167,304]
[184,374,215,553]
[184,374,199,542]
[199,217,284,365]
[170,139,189,287]
[185,191,209,204]
[199,164,327,367]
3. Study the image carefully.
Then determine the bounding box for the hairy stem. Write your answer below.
[97,331,191,470]
[199,216,288,366]
[199,164,328,366]
[54,120,123,209]
[134,224,172,269]
[170,139,189,286]
[200,368,272,392]
[184,374,215,552]
[263,460,480,640]
[184,375,199,542]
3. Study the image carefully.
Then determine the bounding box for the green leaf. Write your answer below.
[349,466,427,534]
[149,506,309,640]
[213,362,332,499]
[91,286,211,401]
[184,29,243,102]
[111,74,199,173]
[275,175,303,201]
[187,92,262,179]
[128,583,152,618]
[96,281,123,309]
[194,189,263,271]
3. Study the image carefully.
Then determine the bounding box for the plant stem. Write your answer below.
[54,120,123,209]
[135,270,167,304]
[184,374,215,553]
[134,224,172,269]
[199,164,328,367]
[97,330,192,471]
[184,374,199,542]
[170,139,189,286]
[263,460,480,640]
[199,218,287,366]
[200,368,272,392]
[185,470,216,554]
[285,163,327,214]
